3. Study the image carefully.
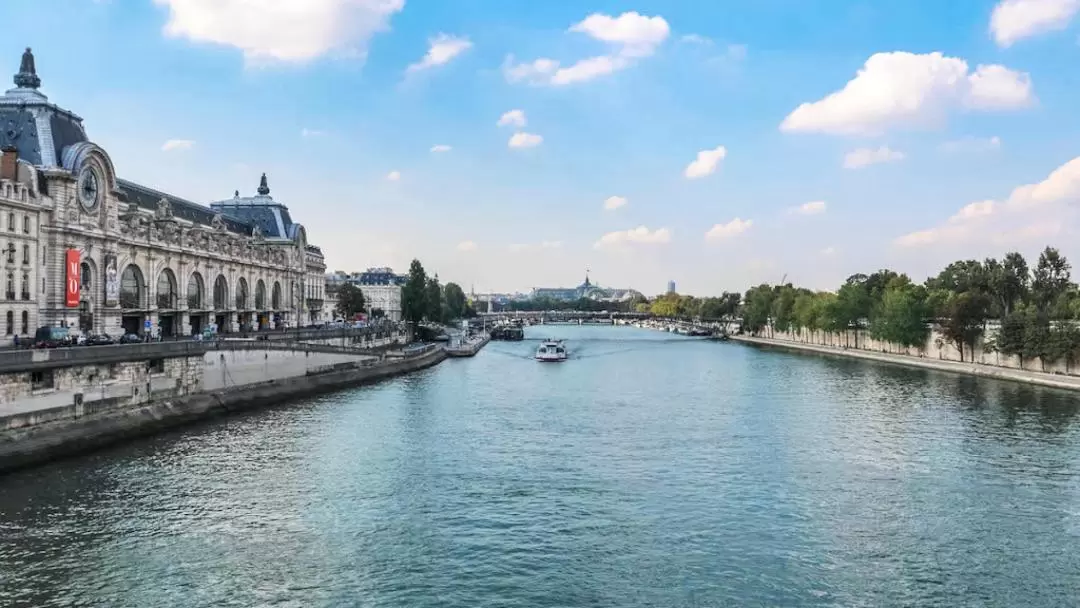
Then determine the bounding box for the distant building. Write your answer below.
[325,267,405,321]
[667,280,676,294]
[531,272,641,303]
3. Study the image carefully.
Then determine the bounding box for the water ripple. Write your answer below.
[1,326,1079,606]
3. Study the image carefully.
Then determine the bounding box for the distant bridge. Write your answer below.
[474,311,739,334]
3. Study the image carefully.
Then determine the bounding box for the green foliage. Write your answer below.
[770,285,797,333]
[742,284,776,334]
[425,275,443,323]
[1032,247,1071,315]
[869,284,929,348]
[334,283,366,319]
[938,292,990,362]
[402,259,428,325]
[443,282,467,321]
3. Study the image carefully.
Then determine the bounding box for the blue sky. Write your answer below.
[5,0,1080,295]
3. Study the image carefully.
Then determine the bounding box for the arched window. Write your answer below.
[21,310,28,334]
[236,277,248,310]
[255,280,266,310]
[20,273,28,300]
[80,262,92,289]
[5,311,11,335]
[22,215,29,234]
[5,272,12,300]
[22,244,28,264]
[120,264,144,309]
[187,272,204,310]
[156,269,177,309]
[5,243,13,264]
[6,213,13,232]
[213,275,228,310]
[272,281,282,310]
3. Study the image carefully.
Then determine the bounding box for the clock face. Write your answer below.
[77,166,100,211]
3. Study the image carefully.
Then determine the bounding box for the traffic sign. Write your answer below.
[144,319,151,329]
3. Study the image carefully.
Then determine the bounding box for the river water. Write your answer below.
[2,325,1079,607]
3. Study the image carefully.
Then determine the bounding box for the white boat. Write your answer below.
[535,339,568,362]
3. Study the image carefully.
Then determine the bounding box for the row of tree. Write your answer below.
[401,259,470,325]
[334,259,471,325]
[729,246,1080,366]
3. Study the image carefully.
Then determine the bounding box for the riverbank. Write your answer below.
[732,335,1080,392]
[0,345,447,474]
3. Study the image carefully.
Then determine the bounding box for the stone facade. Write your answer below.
[304,245,326,324]
[0,151,44,344]
[0,49,324,341]
[326,267,404,321]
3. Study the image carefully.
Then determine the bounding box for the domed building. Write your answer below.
[0,48,325,343]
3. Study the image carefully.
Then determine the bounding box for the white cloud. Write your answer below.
[504,11,669,86]
[386,170,401,181]
[791,201,827,215]
[152,0,404,64]
[503,56,560,85]
[684,145,727,179]
[570,12,670,57]
[300,128,325,138]
[161,139,195,152]
[940,135,1002,154]
[406,34,472,72]
[497,109,526,128]
[550,55,627,86]
[594,225,671,249]
[949,200,997,222]
[604,196,628,211]
[843,146,906,169]
[780,52,1034,136]
[508,132,543,149]
[894,156,1080,247]
[430,144,452,153]
[990,0,1080,47]
[820,246,837,257]
[705,218,753,240]
[457,240,478,252]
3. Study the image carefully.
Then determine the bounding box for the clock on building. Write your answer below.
[77,165,101,211]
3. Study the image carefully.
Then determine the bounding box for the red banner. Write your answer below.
[65,249,80,308]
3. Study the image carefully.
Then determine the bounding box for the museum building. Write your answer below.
[0,48,325,345]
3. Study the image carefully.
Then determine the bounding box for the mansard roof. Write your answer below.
[209,173,300,240]
[117,179,254,236]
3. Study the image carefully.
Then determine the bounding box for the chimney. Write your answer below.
[0,146,17,181]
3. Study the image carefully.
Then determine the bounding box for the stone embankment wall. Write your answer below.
[202,349,377,390]
[739,324,1080,392]
[760,324,1080,376]
[0,345,446,474]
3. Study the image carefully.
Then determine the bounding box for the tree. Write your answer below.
[985,252,1029,317]
[742,284,775,335]
[938,292,990,362]
[771,285,797,333]
[425,275,443,323]
[402,259,428,325]
[869,284,929,349]
[991,309,1028,366]
[1032,247,1071,315]
[443,282,467,320]
[335,283,366,319]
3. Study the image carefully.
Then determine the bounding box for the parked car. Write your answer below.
[119,333,142,344]
[85,334,115,346]
[33,326,76,348]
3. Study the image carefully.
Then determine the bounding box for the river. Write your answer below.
[1,325,1079,607]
